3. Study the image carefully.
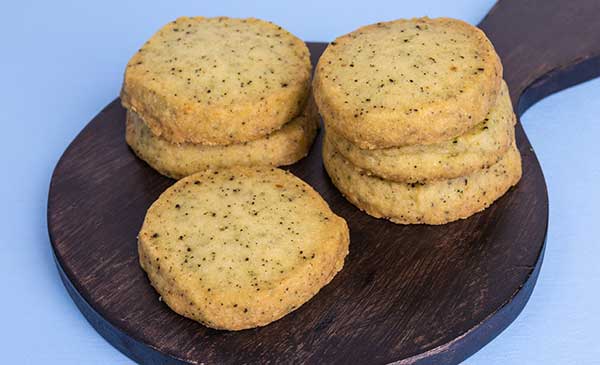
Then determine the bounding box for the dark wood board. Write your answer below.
[47,0,600,363]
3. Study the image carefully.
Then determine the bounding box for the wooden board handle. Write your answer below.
[479,0,600,114]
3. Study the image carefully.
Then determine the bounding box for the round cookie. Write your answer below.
[126,99,319,179]
[313,17,503,149]
[323,138,521,225]
[327,81,515,183]
[138,167,349,330]
[122,16,312,145]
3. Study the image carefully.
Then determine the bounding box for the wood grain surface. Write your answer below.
[47,0,600,363]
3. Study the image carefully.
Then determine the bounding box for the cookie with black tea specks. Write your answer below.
[126,98,319,179]
[313,17,503,149]
[122,16,311,145]
[138,167,349,330]
[323,137,521,225]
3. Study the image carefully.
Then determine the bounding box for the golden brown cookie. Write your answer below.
[126,99,318,179]
[313,17,502,149]
[323,138,521,224]
[122,16,311,145]
[138,167,349,330]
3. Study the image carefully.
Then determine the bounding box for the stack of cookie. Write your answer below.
[121,16,316,179]
[314,17,522,224]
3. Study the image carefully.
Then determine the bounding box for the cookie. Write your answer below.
[327,81,515,182]
[323,138,521,224]
[313,17,503,149]
[122,16,312,145]
[138,167,349,330]
[126,98,318,179]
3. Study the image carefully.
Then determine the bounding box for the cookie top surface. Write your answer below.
[328,81,515,182]
[122,16,311,145]
[314,17,503,149]
[138,167,349,330]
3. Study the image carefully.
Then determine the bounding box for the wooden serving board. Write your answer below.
[47,0,600,363]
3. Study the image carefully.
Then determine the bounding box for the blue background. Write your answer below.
[2,1,599,363]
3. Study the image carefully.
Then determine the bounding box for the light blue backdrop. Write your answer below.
[1,1,598,364]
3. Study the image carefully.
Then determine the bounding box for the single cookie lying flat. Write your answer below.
[126,99,318,179]
[122,16,311,145]
[314,17,502,149]
[327,81,515,183]
[323,138,521,224]
[138,167,349,330]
